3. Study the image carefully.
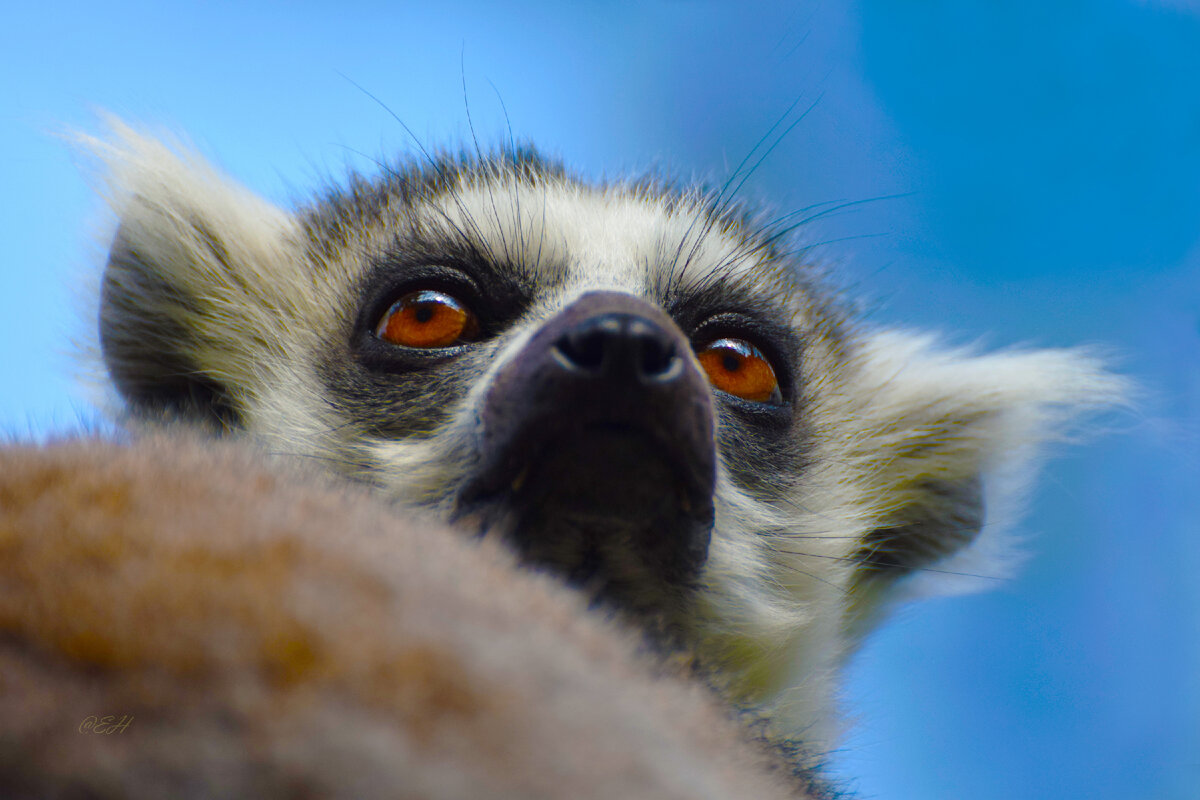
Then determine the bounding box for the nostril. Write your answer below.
[628,319,675,378]
[557,320,615,372]
[552,313,680,382]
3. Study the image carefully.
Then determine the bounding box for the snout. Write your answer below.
[457,291,717,615]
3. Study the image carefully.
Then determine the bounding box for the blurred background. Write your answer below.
[3,2,1197,797]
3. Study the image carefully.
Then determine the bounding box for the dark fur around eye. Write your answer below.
[353,255,530,374]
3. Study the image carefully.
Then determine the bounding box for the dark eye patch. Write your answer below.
[352,243,532,374]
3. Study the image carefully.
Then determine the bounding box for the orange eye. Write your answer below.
[696,338,782,404]
[375,290,480,348]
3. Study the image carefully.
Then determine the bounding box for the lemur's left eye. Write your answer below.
[696,338,782,404]
[375,290,480,348]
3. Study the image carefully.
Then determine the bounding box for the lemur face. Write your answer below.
[301,171,825,625]
[93,123,1121,747]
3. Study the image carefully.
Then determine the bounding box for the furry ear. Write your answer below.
[836,331,1127,625]
[83,121,307,427]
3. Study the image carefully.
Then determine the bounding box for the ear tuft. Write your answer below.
[79,117,303,427]
[841,331,1130,619]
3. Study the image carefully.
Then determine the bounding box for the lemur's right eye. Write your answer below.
[375,290,481,348]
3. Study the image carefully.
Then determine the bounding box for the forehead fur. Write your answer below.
[301,150,813,312]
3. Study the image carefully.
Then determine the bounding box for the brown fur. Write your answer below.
[0,434,815,799]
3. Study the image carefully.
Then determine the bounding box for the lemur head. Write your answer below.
[90,121,1122,749]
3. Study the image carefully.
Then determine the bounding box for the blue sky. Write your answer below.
[3,2,1198,797]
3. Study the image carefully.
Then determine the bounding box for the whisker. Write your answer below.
[669,91,814,289]
[460,57,506,264]
[767,546,1005,581]
[487,77,529,277]
[338,70,501,267]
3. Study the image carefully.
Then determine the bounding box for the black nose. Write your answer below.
[552,312,681,383]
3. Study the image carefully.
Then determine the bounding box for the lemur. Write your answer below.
[95,117,1125,747]
[0,119,1123,797]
